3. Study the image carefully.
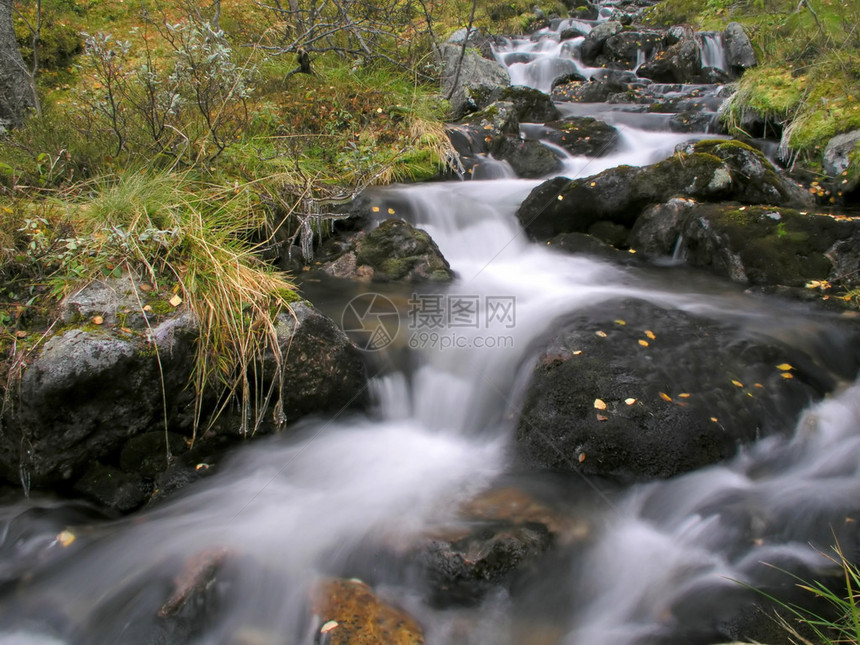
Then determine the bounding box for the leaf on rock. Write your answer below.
[169,294,183,307]
[731,379,744,388]
[596,414,608,422]
[776,363,794,371]
[781,372,794,379]
[624,398,637,405]
[638,339,649,347]
[594,398,607,410]
[644,330,656,340]
[595,330,607,338]
[659,392,672,402]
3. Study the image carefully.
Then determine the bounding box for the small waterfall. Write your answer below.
[671,233,687,262]
[698,32,728,71]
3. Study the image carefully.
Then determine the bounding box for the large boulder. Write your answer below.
[1,313,197,487]
[723,22,757,73]
[515,298,859,481]
[0,282,368,493]
[516,139,811,241]
[629,199,860,288]
[438,43,511,120]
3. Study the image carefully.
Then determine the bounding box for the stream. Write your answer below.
[2,9,860,645]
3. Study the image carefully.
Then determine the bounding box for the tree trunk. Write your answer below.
[0,0,35,128]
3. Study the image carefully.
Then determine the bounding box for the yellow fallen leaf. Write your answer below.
[139,283,153,292]
[595,330,607,338]
[169,295,183,307]
[321,621,339,634]
[578,452,586,462]
[371,206,380,213]
[628,249,637,254]
[638,339,649,347]
[805,280,822,289]
[387,208,395,214]
[776,363,793,371]
[754,383,764,388]
[710,416,719,423]
[143,304,153,312]
[594,398,607,410]
[678,393,691,398]
[557,194,564,201]
[624,398,637,405]
[92,315,104,325]
[731,379,744,388]
[572,350,583,355]
[659,392,672,402]
[781,372,794,379]
[614,319,626,326]
[644,330,656,340]
[57,530,76,547]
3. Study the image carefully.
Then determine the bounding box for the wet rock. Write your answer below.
[515,298,856,481]
[552,77,632,103]
[580,21,623,64]
[546,232,629,260]
[268,301,369,421]
[353,219,454,283]
[445,101,520,166]
[601,31,665,69]
[438,43,511,119]
[491,137,560,178]
[488,85,560,123]
[516,139,811,241]
[538,117,620,157]
[73,463,148,513]
[630,199,860,288]
[419,521,554,606]
[689,139,811,206]
[723,22,757,73]
[120,432,189,479]
[560,25,589,40]
[312,578,425,645]
[638,38,703,83]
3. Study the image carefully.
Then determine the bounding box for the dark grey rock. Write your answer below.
[515,298,856,481]
[823,130,860,177]
[723,22,757,72]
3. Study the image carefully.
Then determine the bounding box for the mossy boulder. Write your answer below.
[538,117,620,156]
[515,298,858,481]
[355,219,454,282]
[516,139,811,241]
[630,199,860,288]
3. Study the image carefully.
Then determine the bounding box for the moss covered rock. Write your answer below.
[630,199,860,288]
[355,219,454,282]
[516,139,811,241]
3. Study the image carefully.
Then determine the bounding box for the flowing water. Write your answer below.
[2,13,859,645]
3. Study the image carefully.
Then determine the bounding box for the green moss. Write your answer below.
[146,298,174,316]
